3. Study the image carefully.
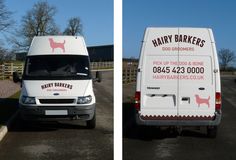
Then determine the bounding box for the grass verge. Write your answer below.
[0,91,20,125]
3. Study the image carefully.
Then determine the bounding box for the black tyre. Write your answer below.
[96,71,102,82]
[86,113,96,129]
[18,113,33,128]
[207,126,217,138]
[13,72,20,83]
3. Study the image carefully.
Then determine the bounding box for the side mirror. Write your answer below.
[95,71,102,82]
[13,71,21,83]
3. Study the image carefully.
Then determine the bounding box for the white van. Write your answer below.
[13,36,101,129]
[135,27,221,137]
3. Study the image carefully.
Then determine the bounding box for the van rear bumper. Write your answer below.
[136,112,221,126]
[19,104,95,121]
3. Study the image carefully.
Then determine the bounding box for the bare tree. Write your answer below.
[63,17,82,36]
[0,46,11,64]
[0,0,14,60]
[11,1,59,51]
[0,46,5,62]
[218,48,236,70]
[0,0,13,32]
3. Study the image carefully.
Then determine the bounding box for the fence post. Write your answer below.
[11,63,13,77]
[22,63,24,74]
[0,65,3,80]
[2,64,4,80]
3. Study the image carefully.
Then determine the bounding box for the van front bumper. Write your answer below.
[19,104,95,121]
[136,112,221,126]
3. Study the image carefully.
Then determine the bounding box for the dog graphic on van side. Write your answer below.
[49,38,65,52]
[195,94,210,108]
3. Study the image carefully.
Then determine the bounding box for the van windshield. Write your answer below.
[23,55,91,80]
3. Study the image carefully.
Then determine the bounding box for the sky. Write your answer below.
[123,0,236,58]
[3,0,113,47]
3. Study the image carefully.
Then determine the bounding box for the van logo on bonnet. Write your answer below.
[41,82,73,90]
[49,38,66,53]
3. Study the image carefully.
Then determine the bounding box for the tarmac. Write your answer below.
[0,80,20,141]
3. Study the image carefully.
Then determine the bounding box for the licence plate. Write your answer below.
[45,110,68,115]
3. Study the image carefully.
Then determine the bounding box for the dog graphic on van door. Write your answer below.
[195,94,210,108]
[49,38,65,53]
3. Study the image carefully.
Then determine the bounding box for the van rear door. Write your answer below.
[140,28,216,120]
[141,28,178,118]
[178,28,215,119]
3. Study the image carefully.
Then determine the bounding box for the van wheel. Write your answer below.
[86,113,96,129]
[18,112,28,127]
[207,126,217,138]
[96,71,102,82]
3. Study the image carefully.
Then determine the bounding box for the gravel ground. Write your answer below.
[0,80,20,98]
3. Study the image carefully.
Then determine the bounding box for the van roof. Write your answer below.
[141,27,215,57]
[28,36,88,56]
[146,27,211,29]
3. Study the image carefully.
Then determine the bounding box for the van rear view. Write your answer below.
[135,27,221,137]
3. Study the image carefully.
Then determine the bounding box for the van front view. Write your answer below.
[14,36,98,129]
[135,28,222,137]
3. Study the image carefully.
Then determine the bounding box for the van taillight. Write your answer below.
[134,91,140,111]
[215,92,221,111]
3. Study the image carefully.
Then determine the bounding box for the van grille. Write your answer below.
[39,99,75,104]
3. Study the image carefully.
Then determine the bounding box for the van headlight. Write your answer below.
[77,95,92,104]
[21,96,36,104]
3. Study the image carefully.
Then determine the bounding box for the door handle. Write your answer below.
[181,97,190,103]
[182,97,190,101]
[199,87,205,90]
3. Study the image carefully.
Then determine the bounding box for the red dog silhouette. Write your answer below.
[195,94,210,108]
[49,38,65,52]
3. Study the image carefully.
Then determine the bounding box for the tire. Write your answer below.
[207,126,217,138]
[18,113,34,127]
[86,113,96,129]
[96,71,102,82]
[137,125,153,140]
